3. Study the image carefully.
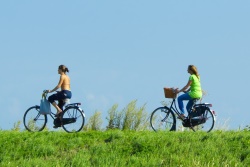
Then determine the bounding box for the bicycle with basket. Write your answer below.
[150,88,216,132]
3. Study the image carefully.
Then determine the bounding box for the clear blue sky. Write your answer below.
[0,1,249,130]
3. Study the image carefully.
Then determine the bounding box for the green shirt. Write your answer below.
[188,74,202,98]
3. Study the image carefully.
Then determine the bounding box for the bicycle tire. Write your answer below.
[150,106,176,132]
[61,106,85,133]
[189,108,215,132]
[23,106,47,132]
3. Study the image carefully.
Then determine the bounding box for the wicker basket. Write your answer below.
[164,88,176,98]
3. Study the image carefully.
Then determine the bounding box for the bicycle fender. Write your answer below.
[26,105,40,111]
[76,107,86,117]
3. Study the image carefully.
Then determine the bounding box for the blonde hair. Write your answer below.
[188,65,199,79]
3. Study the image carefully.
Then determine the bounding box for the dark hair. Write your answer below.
[58,65,69,73]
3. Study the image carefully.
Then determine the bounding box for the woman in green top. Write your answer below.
[176,65,202,119]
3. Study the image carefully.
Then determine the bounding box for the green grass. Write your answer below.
[1,130,250,166]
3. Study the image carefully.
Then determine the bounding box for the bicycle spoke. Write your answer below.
[62,107,85,133]
[23,106,47,132]
[150,107,176,132]
[190,109,215,132]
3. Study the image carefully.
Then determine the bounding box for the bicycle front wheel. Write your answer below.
[190,108,215,132]
[62,107,85,133]
[150,107,176,132]
[23,106,47,132]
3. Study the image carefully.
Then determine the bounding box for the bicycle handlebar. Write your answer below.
[42,90,48,98]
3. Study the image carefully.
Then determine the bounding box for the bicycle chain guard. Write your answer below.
[182,117,206,127]
[54,118,77,127]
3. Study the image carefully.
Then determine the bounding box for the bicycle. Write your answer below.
[23,91,85,133]
[150,88,216,132]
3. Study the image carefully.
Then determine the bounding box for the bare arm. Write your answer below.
[48,75,64,93]
[183,88,191,93]
[177,80,192,93]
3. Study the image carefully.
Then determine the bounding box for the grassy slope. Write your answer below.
[0,130,250,167]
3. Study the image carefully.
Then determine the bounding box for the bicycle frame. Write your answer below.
[40,92,80,119]
[169,98,214,131]
[150,94,216,132]
[168,98,183,119]
[23,91,85,132]
[33,103,84,122]
[164,98,199,132]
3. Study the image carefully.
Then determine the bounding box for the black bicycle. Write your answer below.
[23,91,85,133]
[150,88,216,132]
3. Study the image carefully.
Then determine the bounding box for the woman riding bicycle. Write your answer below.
[46,65,72,117]
[176,65,202,119]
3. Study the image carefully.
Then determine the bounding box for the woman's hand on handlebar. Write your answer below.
[174,88,179,94]
[44,90,50,93]
[176,89,189,94]
[45,90,60,93]
[175,88,187,94]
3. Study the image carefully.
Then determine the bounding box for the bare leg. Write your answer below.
[52,102,63,128]
[52,102,62,114]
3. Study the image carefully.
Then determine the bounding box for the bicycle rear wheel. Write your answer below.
[150,107,176,132]
[23,106,47,132]
[61,107,85,133]
[189,108,215,132]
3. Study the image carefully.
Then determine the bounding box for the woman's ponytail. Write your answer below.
[59,65,69,73]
